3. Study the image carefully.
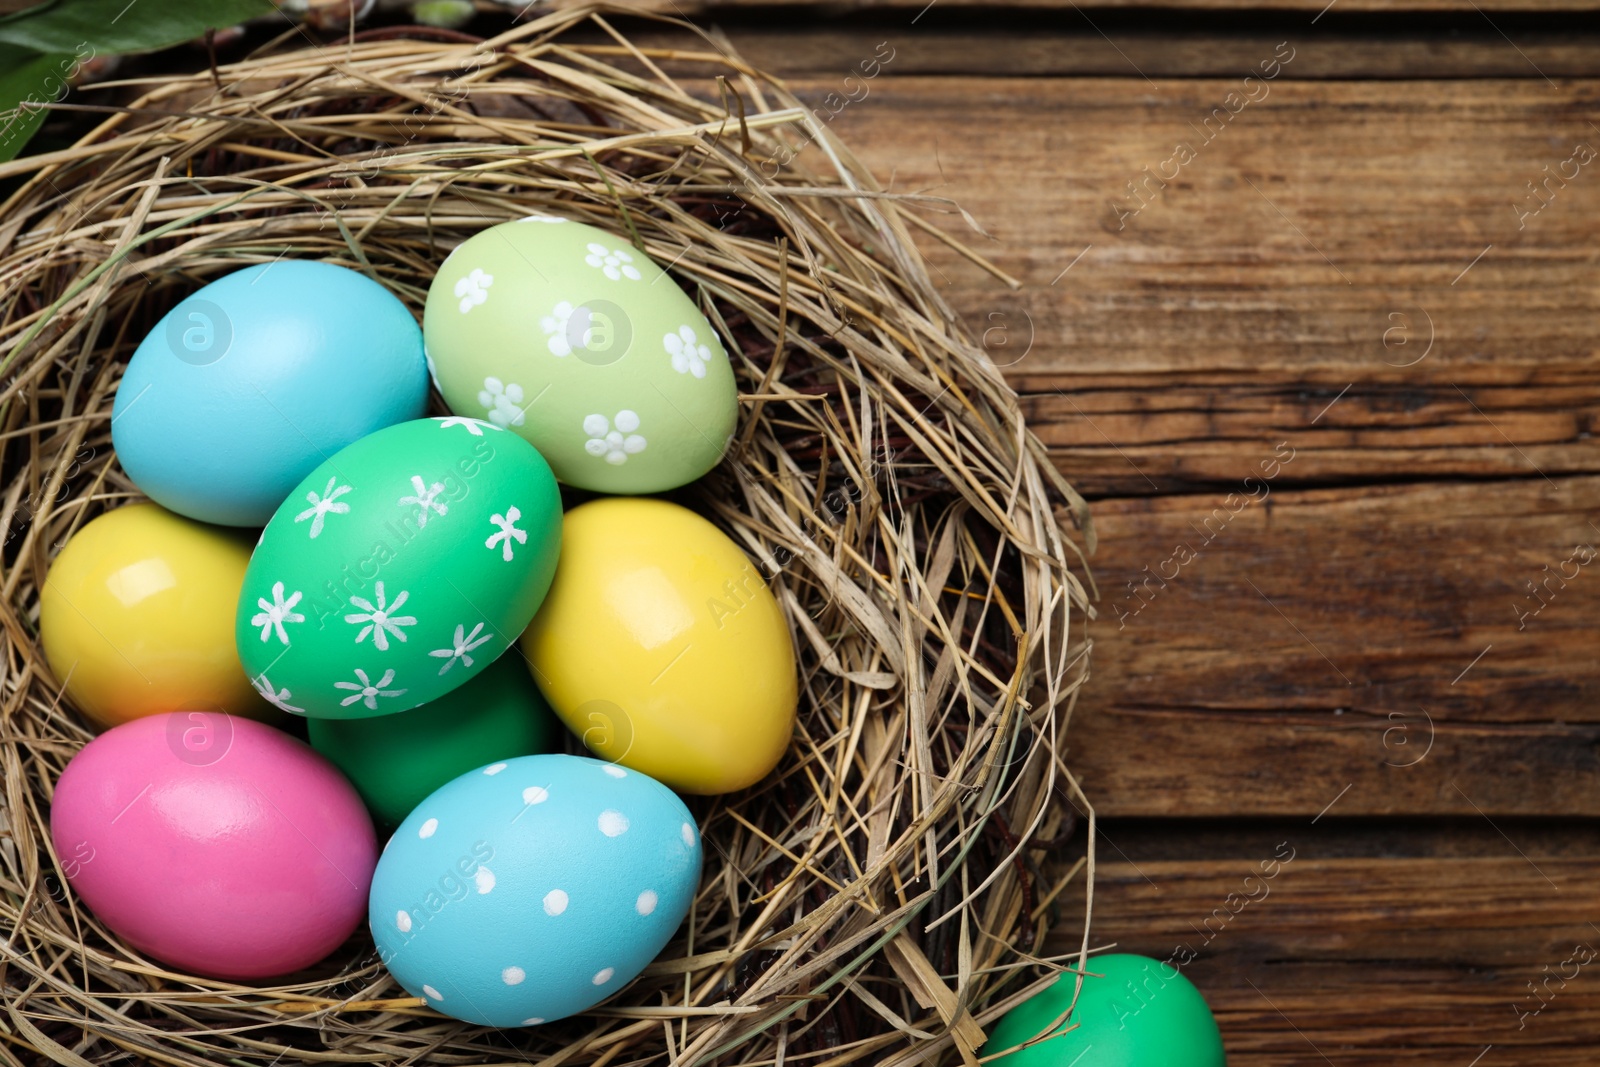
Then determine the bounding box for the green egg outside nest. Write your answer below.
[308,651,565,829]
[982,953,1225,1067]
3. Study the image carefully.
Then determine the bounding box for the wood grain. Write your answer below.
[1020,378,1600,497]
[1068,476,1600,816]
[811,72,1600,811]
[688,30,1600,80]
[1052,857,1600,1064]
[618,0,1600,12]
[813,76,1600,495]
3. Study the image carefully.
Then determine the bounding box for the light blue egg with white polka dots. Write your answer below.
[370,753,701,1026]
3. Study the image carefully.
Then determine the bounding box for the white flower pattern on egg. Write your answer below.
[294,476,351,539]
[429,622,493,674]
[478,376,526,428]
[344,582,416,651]
[518,214,567,224]
[335,667,406,710]
[424,345,442,391]
[433,415,500,436]
[664,325,711,379]
[251,581,304,645]
[541,301,577,357]
[486,507,527,562]
[583,411,646,465]
[398,475,448,527]
[455,268,493,313]
[584,242,641,281]
[252,673,304,715]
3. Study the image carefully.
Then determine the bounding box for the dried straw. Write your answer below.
[0,7,1095,1065]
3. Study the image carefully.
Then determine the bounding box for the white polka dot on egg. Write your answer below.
[523,785,549,805]
[602,765,627,778]
[636,890,658,916]
[593,967,615,985]
[598,810,630,837]
[523,1017,545,1026]
[543,889,568,915]
[681,822,696,848]
[423,985,443,1001]
[396,910,413,932]
[474,867,496,894]
[419,818,438,839]
[484,763,508,775]
[502,966,526,985]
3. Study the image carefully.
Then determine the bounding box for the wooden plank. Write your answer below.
[807,76,1600,495]
[1020,377,1600,497]
[1052,856,1600,1064]
[1065,476,1600,817]
[628,1,1600,12]
[1084,815,1600,859]
[700,30,1600,80]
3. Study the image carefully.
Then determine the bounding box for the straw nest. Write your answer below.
[0,7,1095,1065]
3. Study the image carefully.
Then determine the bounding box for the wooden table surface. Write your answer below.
[651,0,1600,1061]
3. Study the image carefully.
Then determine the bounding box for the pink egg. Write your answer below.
[50,712,377,979]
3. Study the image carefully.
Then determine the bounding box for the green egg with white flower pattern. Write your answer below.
[422,216,738,494]
[235,417,561,720]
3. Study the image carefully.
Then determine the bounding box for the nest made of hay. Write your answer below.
[0,8,1095,1065]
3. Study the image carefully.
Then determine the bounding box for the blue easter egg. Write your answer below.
[112,262,428,526]
[370,754,701,1026]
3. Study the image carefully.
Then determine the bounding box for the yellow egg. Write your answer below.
[40,502,276,729]
[521,498,797,794]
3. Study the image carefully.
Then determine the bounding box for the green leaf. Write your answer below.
[0,44,68,163]
[0,0,275,56]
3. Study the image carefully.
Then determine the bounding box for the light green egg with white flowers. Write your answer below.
[423,216,738,494]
